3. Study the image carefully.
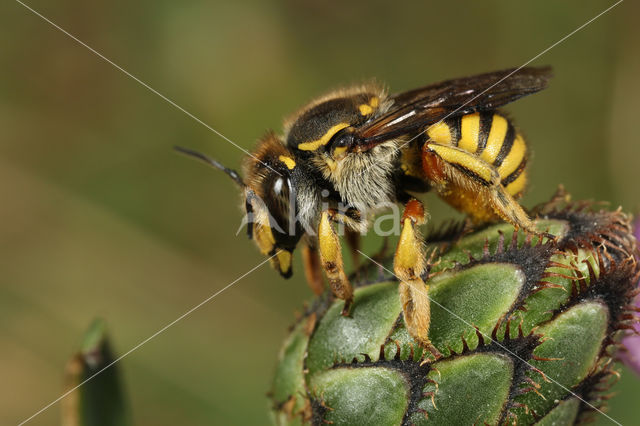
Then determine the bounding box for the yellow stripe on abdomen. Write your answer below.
[426,122,452,145]
[505,170,527,197]
[497,133,526,177]
[458,112,480,152]
[480,115,508,164]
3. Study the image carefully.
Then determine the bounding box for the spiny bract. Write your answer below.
[269,193,639,426]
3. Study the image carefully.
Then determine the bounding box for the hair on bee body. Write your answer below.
[176,66,553,351]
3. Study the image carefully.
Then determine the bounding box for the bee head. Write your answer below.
[241,132,303,278]
[175,138,301,278]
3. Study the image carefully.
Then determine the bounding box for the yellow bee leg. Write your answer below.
[393,199,433,349]
[318,210,354,316]
[301,243,325,296]
[424,143,538,235]
[488,178,537,234]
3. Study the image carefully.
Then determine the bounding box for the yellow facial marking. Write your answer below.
[254,223,275,255]
[429,144,493,183]
[297,122,350,151]
[369,97,379,108]
[497,134,526,177]
[278,155,296,170]
[358,104,374,116]
[276,250,292,274]
[458,112,480,152]
[481,115,508,163]
[426,122,452,145]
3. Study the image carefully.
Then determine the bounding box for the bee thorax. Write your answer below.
[330,143,399,213]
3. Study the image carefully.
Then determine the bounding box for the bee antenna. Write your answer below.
[174,146,244,187]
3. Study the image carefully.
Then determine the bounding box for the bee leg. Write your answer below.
[423,143,539,235]
[341,206,364,271]
[301,243,325,296]
[345,227,361,271]
[488,180,539,235]
[394,199,434,350]
[318,210,354,316]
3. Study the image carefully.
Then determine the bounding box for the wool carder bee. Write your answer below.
[177,66,552,350]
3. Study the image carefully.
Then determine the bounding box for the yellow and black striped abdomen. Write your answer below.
[426,111,528,197]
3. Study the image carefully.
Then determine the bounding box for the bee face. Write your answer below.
[242,132,303,277]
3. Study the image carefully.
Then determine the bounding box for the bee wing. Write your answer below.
[356,66,552,143]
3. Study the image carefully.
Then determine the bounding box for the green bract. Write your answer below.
[62,319,131,426]
[270,198,639,425]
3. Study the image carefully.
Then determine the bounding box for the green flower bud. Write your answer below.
[270,196,639,425]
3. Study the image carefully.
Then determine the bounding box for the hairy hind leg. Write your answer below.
[301,243,325,296]
[393,199,434,350]
[318,210,355,316]
[423,143,538,235]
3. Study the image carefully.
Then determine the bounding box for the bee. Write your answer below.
[177,66,552,350]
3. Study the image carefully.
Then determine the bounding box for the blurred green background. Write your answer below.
[1,0,639,424]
